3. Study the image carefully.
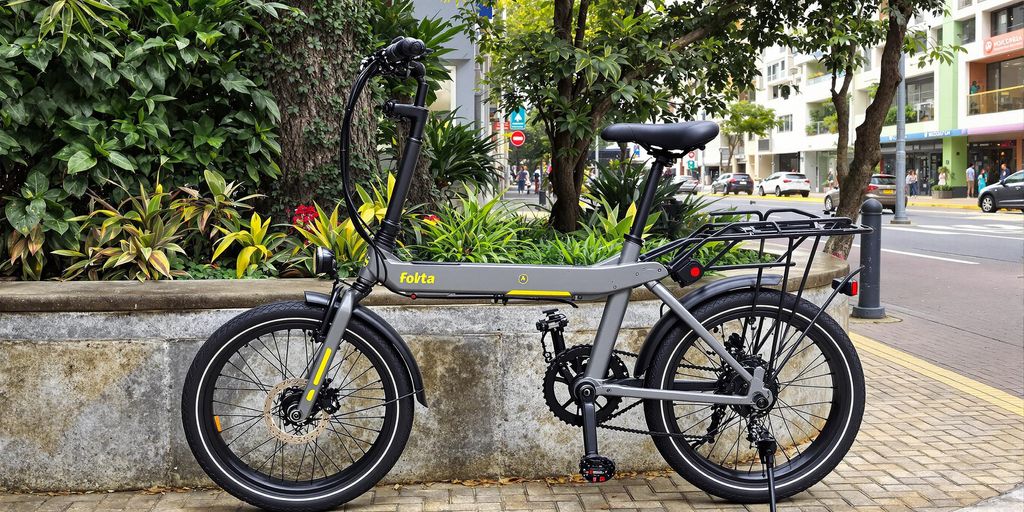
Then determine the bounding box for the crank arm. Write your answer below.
[295,287,359,422]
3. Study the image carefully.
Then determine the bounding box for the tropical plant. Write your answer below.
[423,112,501,197]
[211,212,288,278]
[173,169,261,259]
[585,160,681,224]
[414,189,525,263]
[55,182,187,280]
[287,203,368,278]
[0,0,284,210]
[1,170,79,279]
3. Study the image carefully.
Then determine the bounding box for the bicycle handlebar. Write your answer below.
[383,36,427,63]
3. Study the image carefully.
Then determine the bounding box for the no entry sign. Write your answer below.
[510,130,526,147]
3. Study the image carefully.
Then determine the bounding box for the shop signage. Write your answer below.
[880,128,966,143]
[983,29,1024,56]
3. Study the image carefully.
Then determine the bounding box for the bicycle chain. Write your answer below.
[595,349,723,442]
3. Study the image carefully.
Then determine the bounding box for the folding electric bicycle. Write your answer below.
[182,37,870,512]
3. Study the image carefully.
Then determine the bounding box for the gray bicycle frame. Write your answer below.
[292,56,768,421]
[293,234,770,421]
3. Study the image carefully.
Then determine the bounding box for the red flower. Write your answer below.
[422,214,441,225]
[291,204,319,227]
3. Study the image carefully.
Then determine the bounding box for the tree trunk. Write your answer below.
[824,2,911,258]
[830,47,855,193]
[262,0,378,217]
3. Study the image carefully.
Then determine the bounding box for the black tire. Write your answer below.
[182,301,414,512]
[745,190,752,195]
[980,194,998,213]
[775,186,782,197]
[801,192,809,198]
[643,290,864,503]
[758,187,765,196]
[823,196,834,212]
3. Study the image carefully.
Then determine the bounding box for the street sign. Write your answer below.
[493,121,510,131]
[510,130,526,147]
[509,107,527,130]
[687,160,696,170]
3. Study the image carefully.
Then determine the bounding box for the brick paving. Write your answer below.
[2,347,1022,512]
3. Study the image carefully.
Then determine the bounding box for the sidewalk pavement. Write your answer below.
[2,334,1022,512]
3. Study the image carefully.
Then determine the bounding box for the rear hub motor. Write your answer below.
[719,355,779,418]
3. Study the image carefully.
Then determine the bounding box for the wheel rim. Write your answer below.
[982,197,993,211]
[825,198,833,211]
[196,319,398,495]
[654,302,854,490]
[776,187,781,196]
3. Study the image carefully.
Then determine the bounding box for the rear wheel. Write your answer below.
[758,187,765,196]
[801,192,809,198]
[823,196,834,212]
[182,301,414,512]
[643,290,864,503]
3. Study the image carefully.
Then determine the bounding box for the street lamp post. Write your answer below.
[892,53,911,225]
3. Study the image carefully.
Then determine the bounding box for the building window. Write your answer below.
[429,65,457,113]
[987,56,1024,89]
[771,85,787,99]
[778,115,792,132]
[959,18,976,43]
[906,74,935,121]
[766,61,783,82]
[935,26,943,45]
[861,47,872,71]
[991,3,1024,36]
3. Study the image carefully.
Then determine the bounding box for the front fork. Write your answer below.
[293,283,362,422]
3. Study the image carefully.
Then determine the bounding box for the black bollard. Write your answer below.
[539,188,546,206]
[852,198,885,319]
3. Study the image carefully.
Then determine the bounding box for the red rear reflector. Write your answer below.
[850,281,858,296]
[690,266,701,278]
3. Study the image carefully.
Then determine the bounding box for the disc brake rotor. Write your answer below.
[263,378,330,445]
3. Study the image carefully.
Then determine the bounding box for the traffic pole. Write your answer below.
[852,199,886,319]
[892,52,911,225]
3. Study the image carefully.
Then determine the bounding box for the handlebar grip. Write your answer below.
[383,37,427,63]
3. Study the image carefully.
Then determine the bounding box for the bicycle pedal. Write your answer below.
[579,455,615,483]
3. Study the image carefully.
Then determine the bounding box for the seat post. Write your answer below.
[626,153,672,243]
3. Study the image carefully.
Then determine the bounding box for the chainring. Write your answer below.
[543,345,629,427]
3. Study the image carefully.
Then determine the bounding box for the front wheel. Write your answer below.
[758,187,765,196]
[824,196,834,212]
[980,194,998,213]
[643,289,865,503]
[182,301,415,512]
[775,186,782,197]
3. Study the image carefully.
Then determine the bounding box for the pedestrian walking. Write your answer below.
[978,166,988,193]
[965,163,976,198]
[516,167,528,194]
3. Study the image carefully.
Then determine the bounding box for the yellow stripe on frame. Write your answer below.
[507,290,572,297]
[306,389,316,402]
[313,347,332,385]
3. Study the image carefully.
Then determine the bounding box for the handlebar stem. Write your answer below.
[376,74,430,250]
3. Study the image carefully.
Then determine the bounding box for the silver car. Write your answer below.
[673,174,701,195]
[824,174,907,212]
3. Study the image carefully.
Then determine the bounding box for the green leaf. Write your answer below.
[67,150,98,174]
[250,89,280,122]
[220,71,255,94]
[107,151,134,171]
[24,171,49,197]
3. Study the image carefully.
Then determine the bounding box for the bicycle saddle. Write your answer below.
[600,121,719,152]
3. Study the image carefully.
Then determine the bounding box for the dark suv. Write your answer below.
[712,172,754,195]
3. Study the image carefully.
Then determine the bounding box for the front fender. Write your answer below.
[304,291,427,407]
[632,275,783,377]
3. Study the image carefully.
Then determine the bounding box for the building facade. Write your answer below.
[709,0,1023,195]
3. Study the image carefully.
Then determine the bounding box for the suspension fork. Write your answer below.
[294,281,368,422]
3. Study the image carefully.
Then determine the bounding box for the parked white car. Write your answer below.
[758,172,811,197]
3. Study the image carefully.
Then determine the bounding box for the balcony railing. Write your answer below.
[957,0,972,8]
[968,85,1024,115]
[806,72,843,86]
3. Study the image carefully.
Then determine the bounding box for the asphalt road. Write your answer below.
[704,194,1024,395]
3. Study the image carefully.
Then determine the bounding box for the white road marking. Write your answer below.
[852,244,980,265]
[883,225,1024,241]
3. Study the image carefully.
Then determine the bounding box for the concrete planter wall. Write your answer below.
[0,255,849,491]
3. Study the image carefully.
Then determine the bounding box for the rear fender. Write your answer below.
[632,275,783,377]
[304,291,427,407]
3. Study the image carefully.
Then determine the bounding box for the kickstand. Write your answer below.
[751,425,779,512]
